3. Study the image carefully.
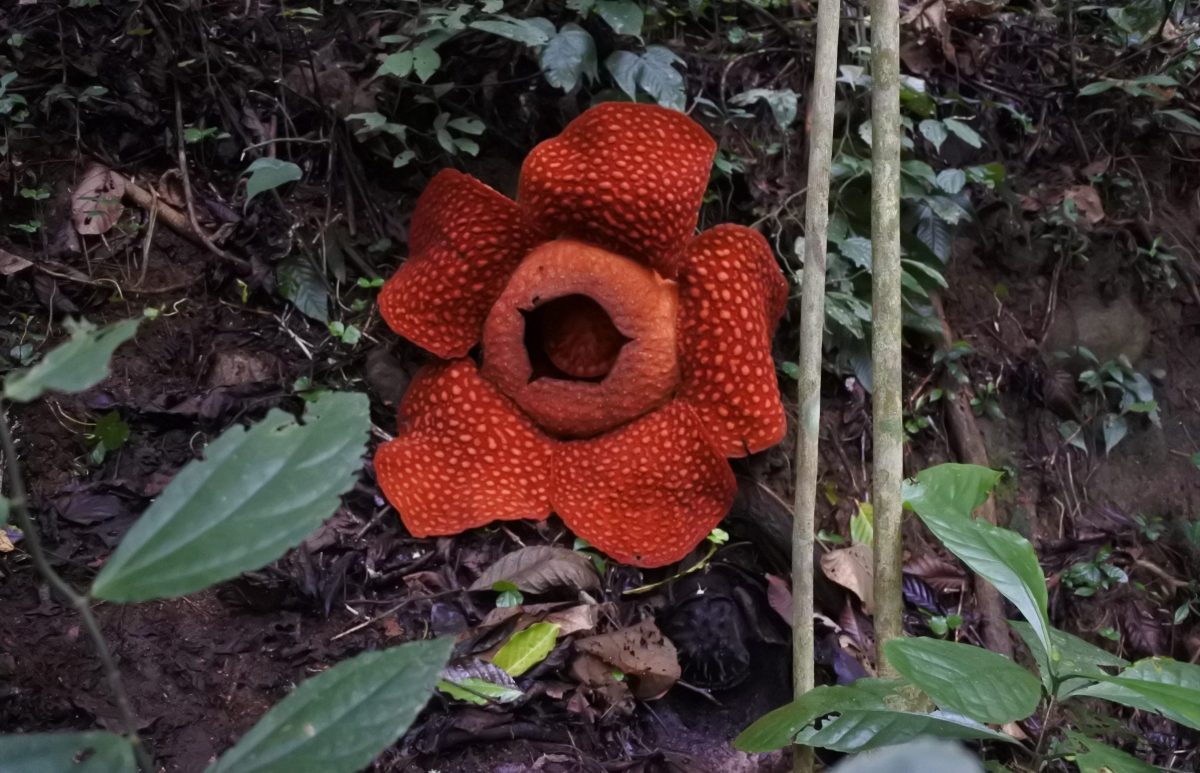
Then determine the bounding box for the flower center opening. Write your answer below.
[481,239,681,438]
[522,294,632,383]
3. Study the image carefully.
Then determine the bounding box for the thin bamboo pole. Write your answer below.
[791,0,843,771]
[868,0,905,678]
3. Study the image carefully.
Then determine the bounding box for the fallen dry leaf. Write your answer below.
[71,164,126,236]
[1062,184,1106,224]
[0,248,32,276]
[821,543,875,613]
[471,545,600,594]
[765,573,792,624]
[574,618,680,700]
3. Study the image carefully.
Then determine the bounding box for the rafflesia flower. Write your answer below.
[374,102,788,567]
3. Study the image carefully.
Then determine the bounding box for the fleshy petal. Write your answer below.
[379,170,548,358]
[375,359,554,536]
[518,102,717,277]
[676,225,789,457]
[552,401,736,567]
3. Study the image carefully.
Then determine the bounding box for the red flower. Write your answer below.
[375,102,788,567]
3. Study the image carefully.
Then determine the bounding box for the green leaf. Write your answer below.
[541,24,598,92]
[91,392,370,602]
[919,119,948,153]
[492,622,560,676]
[903,465,1053,658]
[637,46,686,110]
[730,88,799,131]
[1065,731,1158,773]
[1074,657,1200,730]
[935,169,966,195]
[1158,109,1200,133]
[276,255,330,323]
[93,410,130,451]
[437,677,523,704]
[734,681,901,752]
[595,0,644,36]
[3,318,139,403]
[884,638,1042,723]
[447,116,485,135]
[825,739,985,773]
[943,118,982,148]
[840,236,874,270]
[796,709,1015,753]
[1103,413,1128,454]
[376,51,413,78]
[1009,621,1127,699]
[470,16,553,46]
[413,45,441,82]
[208,638,452,773]
[1079,80,1119,96]
[244,158,302,202]
[605,50,641,98]
[0,732,136,773]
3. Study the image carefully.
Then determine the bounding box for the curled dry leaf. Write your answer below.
[0,248,32,276]
[71,164,126,236]
[765,573,792,625]
[470,545,601,594]
[820,543,875,614]
[574,618,680,699]
[1061,185,1106,224]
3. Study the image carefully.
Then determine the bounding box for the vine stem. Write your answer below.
[0,404,155,772]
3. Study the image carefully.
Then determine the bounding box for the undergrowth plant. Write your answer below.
[735,463,1200,771]
[0,318,452,773]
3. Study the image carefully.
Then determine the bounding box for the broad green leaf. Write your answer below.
[1009,620,1127,698]
[0,732,136,773]
[447,116,484,135]
[730,88,799,131]
[919,119,948,153]
[376,51,413,78]
[795,709,1015,753]
[829,738,985,773]
[913,201,953,262]
[541,24,598,92]
[4,318,139,403]
[1064,731,1158,773]
[244,158,302,202]
[1075,657,1200,730]
[413,45,441,82]
[943,118,982,148]
[935,169,966,195]
[91,392,370,602]
[596,0,644,36]
[884,637,1041,724]
[605,50,641,98]
[276,255,329,323]
[840,236,873,270]
[902,464,1001,521]
[208,638,452,773]
[636,46,686,110]
[734,681,901,752]
[492,622,560,676]
[903,465,1052,657]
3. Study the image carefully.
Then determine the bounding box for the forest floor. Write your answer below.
[1,2,1199,772]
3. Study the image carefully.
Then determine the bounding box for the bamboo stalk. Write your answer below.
[791,0,843,769]
[868,0,905,678]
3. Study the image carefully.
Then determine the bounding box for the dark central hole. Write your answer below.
[521,294,631,383]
